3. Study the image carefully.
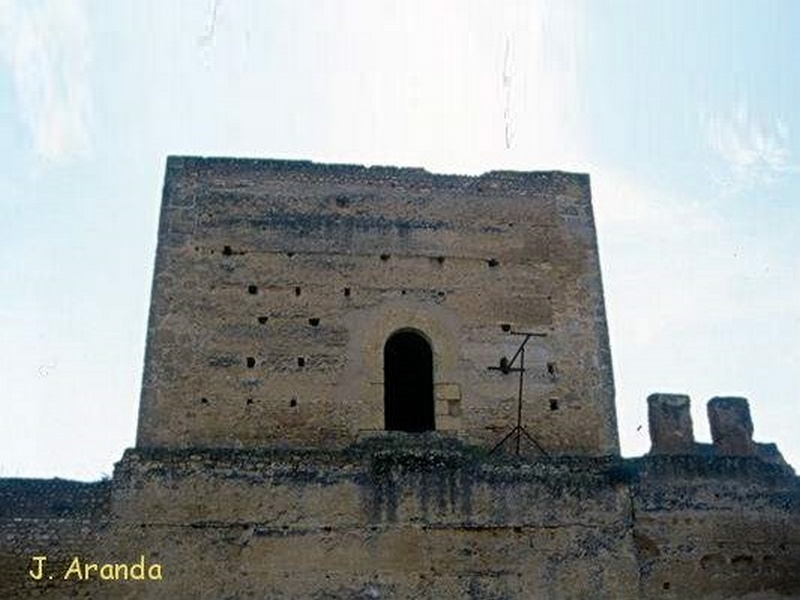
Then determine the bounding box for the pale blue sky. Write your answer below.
[1,1,797,479]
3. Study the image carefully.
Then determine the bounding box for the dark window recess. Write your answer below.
[294,286,301,296]
[257,316,269,324]
[501,323,511,332]
[549,398,559,411]
[380,253,390,261]
[308,318,320,327]
[297,357,305,368]
[246,398,253,405]
[547,362,558,377]
[436,256,445,264]
[286,251,295,257]
[200,397,209,404]
[344,287,351,297]
[223,245,233,256]
[487,258,499,268]
[384,331,435,432]
[289,398,298,407]
[246,357,256,368]
[248,284,258,295]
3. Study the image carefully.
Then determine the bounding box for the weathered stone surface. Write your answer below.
[137,157,618,457]
[647,393,695,455]
[708,396,756,456]
[1,444,797,599]
[630,455,800,599]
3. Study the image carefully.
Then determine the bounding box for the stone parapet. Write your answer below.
[647,393,695,455]
[1,440,797,599]
[708,396,756,456]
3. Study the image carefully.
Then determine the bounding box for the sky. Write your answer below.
[0,0,798,480]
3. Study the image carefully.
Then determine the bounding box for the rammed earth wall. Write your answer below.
[0,441,797,599]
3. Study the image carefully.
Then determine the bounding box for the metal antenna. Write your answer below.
[487,331,549,457]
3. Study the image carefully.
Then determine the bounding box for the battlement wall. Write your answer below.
[631,454,800,598]
[109,442,639,598]
[0,480,111,599]
[110,443,630,527]
[646,394,789,465]
[0,478,110,519]
[2,442,797,599]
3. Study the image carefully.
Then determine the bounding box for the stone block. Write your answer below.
[708,396,755,456]
[437,415,461,431]
[448,399,462,417]
[435,383,461,400]
[647,393,695,455]
[435,399,450,417]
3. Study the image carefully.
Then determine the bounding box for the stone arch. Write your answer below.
[341,301,462,435]
[384,329,435,432]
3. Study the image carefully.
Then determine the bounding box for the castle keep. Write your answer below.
[1,157,798,599]
[138,157,616,453]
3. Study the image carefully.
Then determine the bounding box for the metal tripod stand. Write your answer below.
[488,331,549,457]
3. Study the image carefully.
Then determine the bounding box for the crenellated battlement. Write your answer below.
[647,393,790,468]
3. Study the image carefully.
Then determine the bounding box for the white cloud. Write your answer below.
[0,0,92,162]
[704,101,798,194]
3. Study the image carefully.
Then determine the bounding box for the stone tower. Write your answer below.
[137,156,618,455]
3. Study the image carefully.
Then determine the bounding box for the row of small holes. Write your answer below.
[382,253,498,267]
[248,286,352,297]
[209,395,555,410]
[205,398,300,408]
[255,316,320,326]
[219,246,500,268]
[249,286,458,300]
[243,356,307,368]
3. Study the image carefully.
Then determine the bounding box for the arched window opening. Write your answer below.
[384,330,435,432]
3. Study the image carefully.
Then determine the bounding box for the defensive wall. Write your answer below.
[1,396,797,599]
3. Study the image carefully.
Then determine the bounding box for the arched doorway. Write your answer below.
[384,330,435,432]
